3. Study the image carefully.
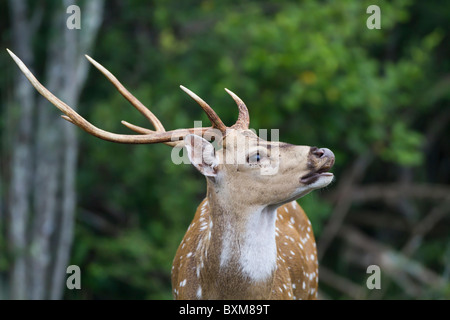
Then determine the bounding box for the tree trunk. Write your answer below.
[49,0,104,299]
[7,0,35,300]
[5,0,104,299]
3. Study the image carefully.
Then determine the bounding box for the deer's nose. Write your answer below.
[310,147,335,161]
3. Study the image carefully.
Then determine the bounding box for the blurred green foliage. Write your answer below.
[2,0,448,299]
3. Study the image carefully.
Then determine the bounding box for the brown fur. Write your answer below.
[172,199,318,300]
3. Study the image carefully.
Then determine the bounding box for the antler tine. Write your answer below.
[179,85,227,133]
[121,120,154,134]
[224,88,250,130]
[84,56,182,146]
[84,54,165,132]
[120,121,182,147]
[7,49,88,127]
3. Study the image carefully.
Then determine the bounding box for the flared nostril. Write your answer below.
[311,147,334,160]
[310,146,324,158]
[316,149,325,158]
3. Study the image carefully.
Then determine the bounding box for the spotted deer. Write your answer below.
[8,49,335,300]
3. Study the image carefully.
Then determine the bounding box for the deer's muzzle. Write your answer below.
[300,147,335,184]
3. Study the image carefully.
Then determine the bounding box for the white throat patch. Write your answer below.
[220,207,277,282]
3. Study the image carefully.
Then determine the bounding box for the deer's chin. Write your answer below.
[306,172,334,189]
[271,175,332,207]
[300,170,334,184]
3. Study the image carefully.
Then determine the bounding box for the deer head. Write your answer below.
[185,130,334,208]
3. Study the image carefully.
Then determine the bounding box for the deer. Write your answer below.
[7,48,335,300]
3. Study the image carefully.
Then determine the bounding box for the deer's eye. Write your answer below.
[247,152,261,164]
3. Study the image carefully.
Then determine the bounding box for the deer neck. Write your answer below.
[200,182,278,299]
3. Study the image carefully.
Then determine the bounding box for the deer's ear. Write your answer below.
[184,134,218,177]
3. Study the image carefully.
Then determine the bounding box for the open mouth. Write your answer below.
[300,167,334,185]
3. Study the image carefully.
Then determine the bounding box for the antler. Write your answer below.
[7,49,250,146]
[225,88,250,130]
